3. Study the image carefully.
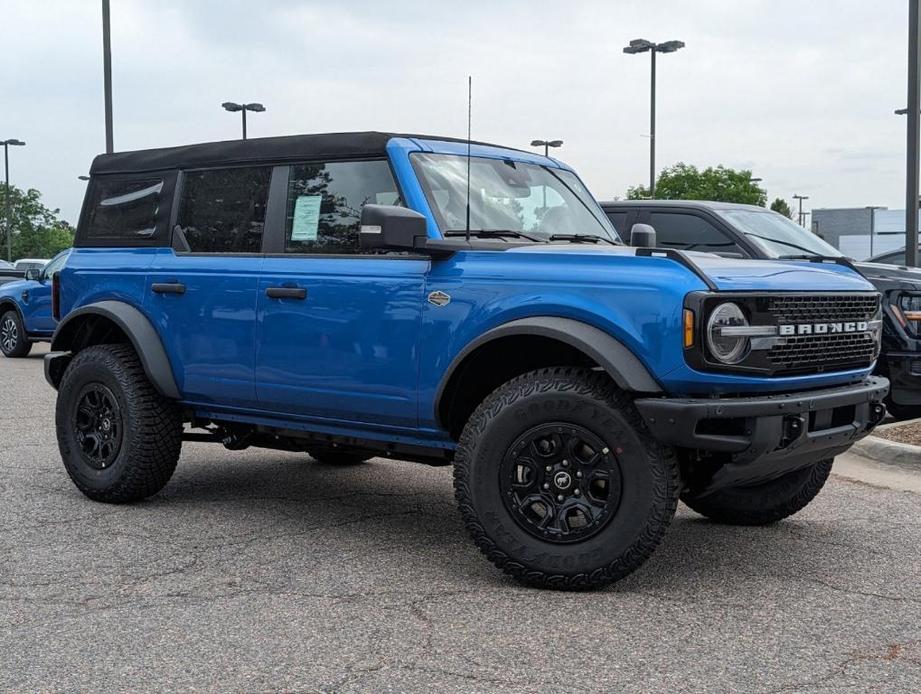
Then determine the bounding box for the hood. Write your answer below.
[853,261,921,291]
[505,245,876,292]
[0,278,36,296]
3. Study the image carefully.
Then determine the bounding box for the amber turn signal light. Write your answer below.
[683,309,694,347]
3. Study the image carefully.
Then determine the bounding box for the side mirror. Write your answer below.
[359,204,428,252]
[630,223,657,248]
[24,268,42,281]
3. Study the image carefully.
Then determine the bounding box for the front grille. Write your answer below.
[767,332,877,374]
[767,294,879,324]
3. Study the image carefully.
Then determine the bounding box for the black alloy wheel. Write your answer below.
[500,423,622,543]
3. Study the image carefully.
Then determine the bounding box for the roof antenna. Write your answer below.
[465,75,472,243]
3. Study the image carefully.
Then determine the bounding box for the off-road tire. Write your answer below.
[681,458,833,526]
[884,399,921,422]
[0,309,31,358]
[307,447,373,465]
[56,344,183,503]
[454,367,680,590]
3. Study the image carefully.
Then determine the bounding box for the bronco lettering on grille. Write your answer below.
[778,321,868,336]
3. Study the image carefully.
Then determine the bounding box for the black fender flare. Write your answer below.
[434,316,662,419]
[49,300,180,399]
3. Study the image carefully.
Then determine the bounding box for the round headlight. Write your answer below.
[706,303,750,364]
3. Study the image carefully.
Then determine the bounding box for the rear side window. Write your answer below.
[648,211,746,256]
[284,160,400,254]
[85,178,163,241]
[176,167,272,253]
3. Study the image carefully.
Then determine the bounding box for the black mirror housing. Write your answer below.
[630,223,657,248]
[359,205,429,252]
[24,268,42,281]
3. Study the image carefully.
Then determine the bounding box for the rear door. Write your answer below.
[254,159,426,428]
[144,165,278,408]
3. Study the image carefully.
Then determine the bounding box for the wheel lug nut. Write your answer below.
[557,495,564,502]
[545,466,551,472]
[574,489,581,496]
[543,483,550,489]
[576,471,582,478]
[562,459,569,467]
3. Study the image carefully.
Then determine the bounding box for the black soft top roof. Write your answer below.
[89,131,513,175]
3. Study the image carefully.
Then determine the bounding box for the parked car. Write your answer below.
[13,258,50,272]
[45,133,887,590]
[601,199,921,420]
[868,246,921,265]
[0,261,24,287]
[0,250,70,357]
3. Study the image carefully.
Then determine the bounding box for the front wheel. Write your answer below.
[454,367,679,590]
[0,310,31,358]
[681,459,833,526]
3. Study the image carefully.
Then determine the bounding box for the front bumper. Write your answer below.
[635,377,889,492]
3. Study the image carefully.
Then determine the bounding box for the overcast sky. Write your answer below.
[0,0,911,225]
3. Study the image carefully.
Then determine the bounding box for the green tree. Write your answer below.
[628,163,767,206]
[0,185,74,260]
[770,197,794,219]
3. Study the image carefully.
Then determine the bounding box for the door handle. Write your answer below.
[152,282,186,295]
[265,286,307,300]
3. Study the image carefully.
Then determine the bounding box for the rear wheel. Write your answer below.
[0,310,31,358]
[55,344,183,503]
[681,459,833,526]
[454,367,679,590]
[307,446,373,466]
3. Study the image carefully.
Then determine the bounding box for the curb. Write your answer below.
[850,418,921,470]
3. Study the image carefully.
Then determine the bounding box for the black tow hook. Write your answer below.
[779,415,806,448]
[869,403,887,427]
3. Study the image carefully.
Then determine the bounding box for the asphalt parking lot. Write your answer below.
[2,346,921,692]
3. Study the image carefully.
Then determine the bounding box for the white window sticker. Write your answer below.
[291,195,322,241]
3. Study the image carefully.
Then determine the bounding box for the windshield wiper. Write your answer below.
[444,229,546,242]
[548,233,619,246]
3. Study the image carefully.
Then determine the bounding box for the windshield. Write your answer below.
[412,153,620,242]
[717,209,842,259]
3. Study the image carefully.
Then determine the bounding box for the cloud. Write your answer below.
[0,0,911,224]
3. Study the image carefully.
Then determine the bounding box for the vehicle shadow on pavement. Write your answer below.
[134,449,872,593]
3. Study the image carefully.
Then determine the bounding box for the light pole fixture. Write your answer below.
[2,138,26,263]
[866,205,885,257]
[78,175,90,181]
[792,194,809,228]
[750,177,763,183]
[623,38,685,199]
[530,139,564,157]
[222,102,266,140]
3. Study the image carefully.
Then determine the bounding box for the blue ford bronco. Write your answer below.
[46,132,888,589]
[0,249,70,358]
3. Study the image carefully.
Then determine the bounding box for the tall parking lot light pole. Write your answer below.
[906,0,921,266]
[866,205,885,257]
[222,102,266,140]
[531,140,563,208]
[2,139,25,263]
[102,0,113,153]
[623,38,685,199]
[793,194,809,227]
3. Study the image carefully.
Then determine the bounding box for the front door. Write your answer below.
[254,159,426,428]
